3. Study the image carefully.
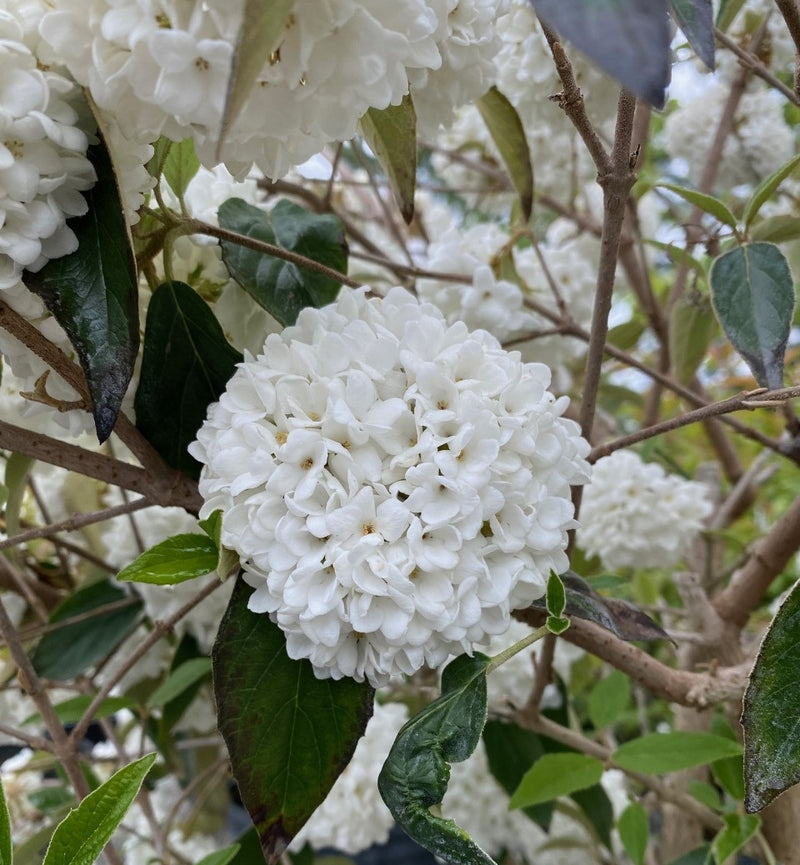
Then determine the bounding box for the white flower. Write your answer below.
[290,700,408,855]
[191,286,590,686]
[579,450,713,571]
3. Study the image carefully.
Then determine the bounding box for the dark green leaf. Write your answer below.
[710,242,795,389]
[378,653,494,865]
[147,657,212,708]
[134,281,242,479]
[218,0,296,150]
[0,778,10,865]
[482,720,552,830]
[509,753,604,809]
[476,87,533,221]
[219,198,347,326]
[42,753,156,865]
[163,138,201,199]
[669,289,718,384]
[31,580,142,680]
[613,732,742,774]
[588,669,631,730]
[669,0,714,69]
[658,184,737,228]
[25,140,138,442]
[359,96,417,224]
[24,695,134,726]
[213,577,374,864]
[742,578,800,811]
[546,615,570,634]
[571,784,614,849]
[530,0,670,107]
[618,803,649,865]
[195,844,241,865]
[743,153,800,229]
[712,814,760,865]
[116,533,218,585]
[546,570,566,618]
[711,754,745,801]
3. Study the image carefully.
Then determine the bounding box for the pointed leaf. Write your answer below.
[219,198,347,326]
[135,281,242,479]
[546,570,566,618]
[710,242,795,389]
[218,0,296,152]
[42,753,156,865]
[476,87,533,221]
[618,803,649,865]
[163,138,201,200]
[669,289,718,384]
[712,814,760,865]
[24,696,134,726]
[196,845,242,865]
[509,753,604,809]
[530,0,670,107]
[669,0,715,69]
[213,577,374,864]
[378,653,494,865]
[743,153,800,229]
[147,658,212,708]
[657,184,737,228]
[742,578,800,811]
[145,136,172,182]
[358,96,417,224]
[0,778,10,865]
[24,140,138,442]
[613,732,742,774]
[116,533,218,585]
[31,579,142,680]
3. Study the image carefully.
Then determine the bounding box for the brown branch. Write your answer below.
[715,26,800,104]
[773,0,800,93]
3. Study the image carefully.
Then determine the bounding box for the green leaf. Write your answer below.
[213,577,374,864]
[218,0,296,151]
[669,289,718,384]
[618,803,649,865]
[195,845,241,865]
[571,784,614,850]
[476,87,533,221]
[24,696,134,726]
[218,198,347,326]
[716,0,746,29]
[530,0,670,107]
[134,281,242,479]
[710,242,795,389]
[546,570,566,618]
[546,615,570,635]
[4,452,33,539]
[28,788,75,815]
[743,153,800,229]
[116,533,218,585]
[711,753,744,801]
[669,0,714,69]
[198,511,240,580]
[750,214,800,244]
[509,753,604,809]
[199,510,223,546]
[0,778,10,865]
[42,753,156,865]
[657,184,737,228]
[145,136,172,182]
[358,96,417,224]
[25,140,138,442]
[712,814,760,865]
[607,318,646,351]
[613,732,742,774]
[645,239,708,277]
[666,845,712,865]
[742,578,800,811]
[588,669,631,730]
[687,780,722,811]
[31,580,142,680]
[378,653,494,865]
[163,138,201,200]
[147,657,212,708]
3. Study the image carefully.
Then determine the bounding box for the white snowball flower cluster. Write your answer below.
[579,450,713,571]
[191,287,590,686]
[0,6,95,288]
[290,700,408,855]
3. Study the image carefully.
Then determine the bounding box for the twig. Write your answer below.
[715,26,800,104]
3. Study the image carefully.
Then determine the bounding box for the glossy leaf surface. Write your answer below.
[116,533,218,585]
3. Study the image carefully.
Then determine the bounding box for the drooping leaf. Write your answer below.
[618,803,649,865]
[669,289,718,384]
[196,845,242,865]
[743,152,800,229]
[588,669,631,730]
[42,753,156,865]
[613,732,742,774]
[31,580,142,680]
[24,695,134,726]
[358,96,417,224]
[219,198,347,326]
[0,778,10,865]
[710,242,795,389]
[712,814,761,865]
[742,578,800,811]
[476,87,533,221]
[147,658,212,708]
[116,533,218,585]
[378,653,494,865]
[529,0,671,107]
[509,753,604,809]
[25,140,138,442]
[668,0,715,69]
[657,184,737,228]
[163,138,201,200]
[218,0,296,151]
[134,281,242,479]
[213,577,374,864]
